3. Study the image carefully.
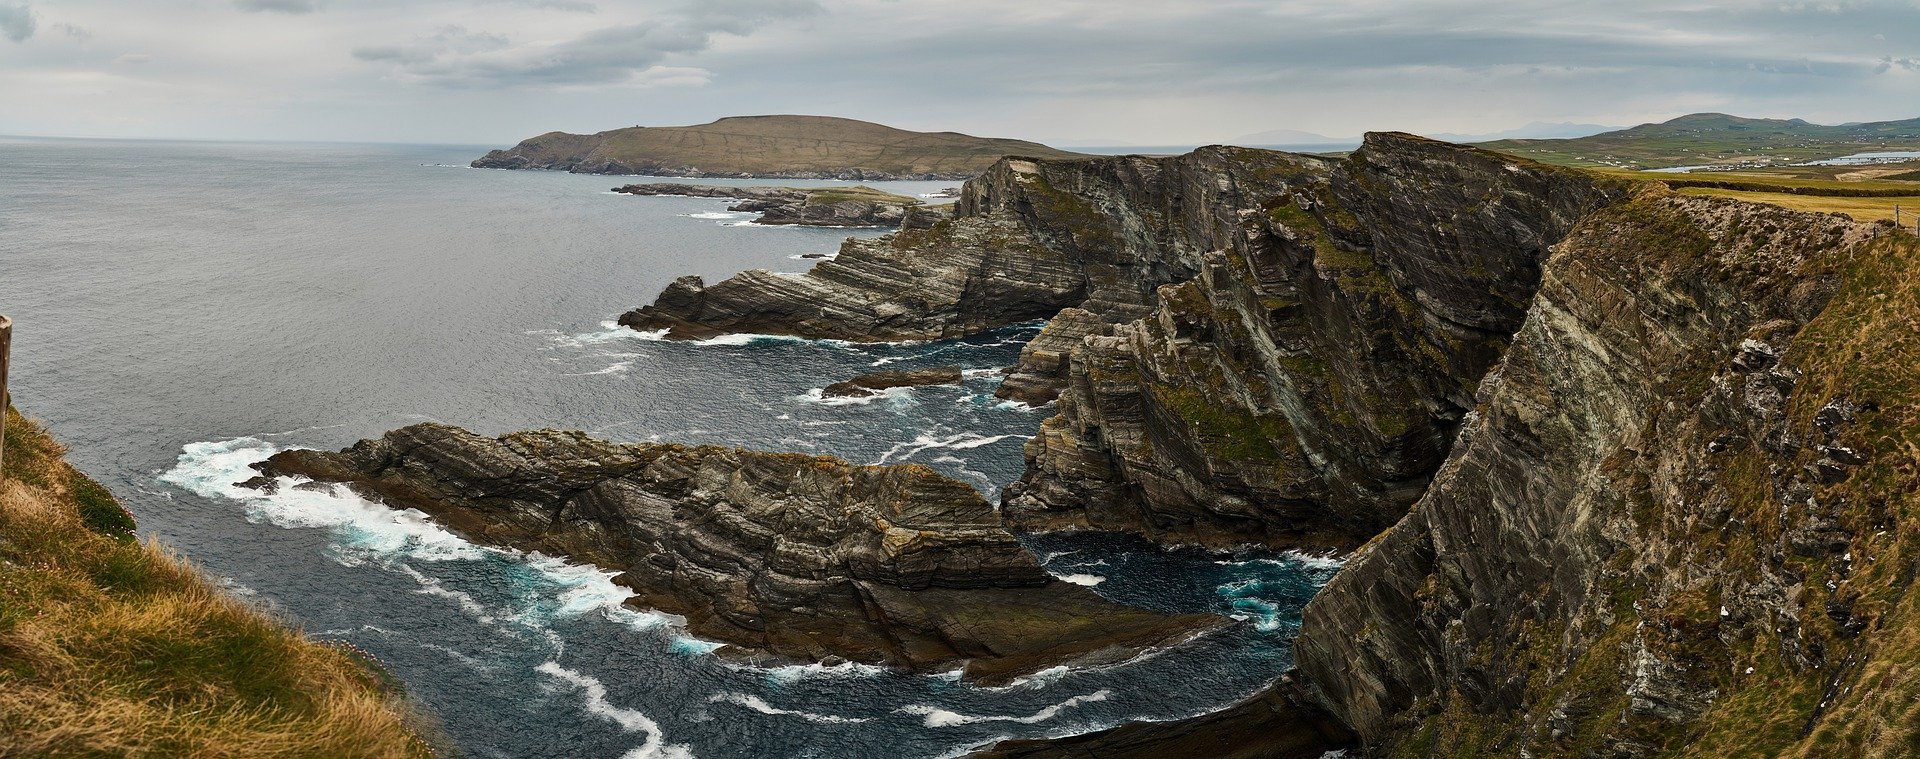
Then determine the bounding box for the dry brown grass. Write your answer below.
[0,407,438,758]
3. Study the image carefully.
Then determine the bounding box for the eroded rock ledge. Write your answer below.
[612,182,929,228]
[245,423,1222,684]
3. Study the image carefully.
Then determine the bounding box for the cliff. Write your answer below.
[250,423,1223,685]
[0,405,436,756]
[472,114,1086,180]
[624,134,1625,548]
[1290,194,1920,756]
[616,133,1920,754]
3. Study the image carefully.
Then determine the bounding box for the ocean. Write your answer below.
[0,136,1335,758]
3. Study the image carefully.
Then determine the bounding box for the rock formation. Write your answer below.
[611,131,1920,754]
[822,366,964,397]
[961,167,1920,757]
[623,134,1624,548]
[613,183,927,228]
[245,423,1222,685]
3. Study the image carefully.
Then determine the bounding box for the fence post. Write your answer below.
[0,315,10,480]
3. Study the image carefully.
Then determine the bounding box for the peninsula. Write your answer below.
[473,114,1088,180]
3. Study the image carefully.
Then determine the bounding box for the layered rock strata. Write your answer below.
[247,423,1222,684]
[1289,194,1920,755]
[624,135,1625,547]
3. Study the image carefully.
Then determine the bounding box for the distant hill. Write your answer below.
[1478,113,1920,169]
[471,115,1087,180]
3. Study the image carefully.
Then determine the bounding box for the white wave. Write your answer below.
[876,432,1024,464]
[682,211,748,220]
[536,662,694,759]
[994,399,1054,413]
[160,437,485,563]
[397,564,498,623]
[898,689,1112,727]
[562,360,635,376]
[1056,574,1106,587]
[1212,551,1346,572]
[751,659,893,682]
[796,386,914,407]
[1000,665,1071,690]
[1037,549,1080,564]
[961,368,1003,379]
[708,693,871,724]
[520,553,677,631]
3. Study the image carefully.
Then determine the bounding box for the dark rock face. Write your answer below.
[1004,136,1625,549]
[248,423,1223,684]
[623,135,1624,548]
[822,366,964,397]
[1291,194,1898,754]
[612,183,923,228]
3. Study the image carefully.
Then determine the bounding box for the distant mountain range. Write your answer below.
[1477,113,1920,169]
[472,115,1087,180]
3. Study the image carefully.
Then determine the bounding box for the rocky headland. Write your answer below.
[472,114,1085,179]
[610,131,1920,756]
[245,423,1223,685]
[613,182,930,228]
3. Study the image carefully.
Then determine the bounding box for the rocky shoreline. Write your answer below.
[612,182,930,228]
[244,423,1225,685]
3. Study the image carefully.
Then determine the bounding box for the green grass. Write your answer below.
[0,405,439,758]
[802,185,920,206]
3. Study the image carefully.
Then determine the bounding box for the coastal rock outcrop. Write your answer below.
[613,183,925,228]
[822,366,964,397]
[246,423,1223,684]
[625,134,1624,547]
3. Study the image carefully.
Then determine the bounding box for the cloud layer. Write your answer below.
[0,0,1915,144]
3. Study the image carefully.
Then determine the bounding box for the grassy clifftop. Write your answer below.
[473,114,1087,178]
[0,405,437,757]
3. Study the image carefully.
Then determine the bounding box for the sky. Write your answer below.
[1,0,1917,146]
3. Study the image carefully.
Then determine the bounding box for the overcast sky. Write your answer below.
[1,0,1917,146]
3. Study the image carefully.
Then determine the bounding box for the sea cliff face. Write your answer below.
[626,134,1624,548]
[1292,194,1920,756]
[249,423,1222,685]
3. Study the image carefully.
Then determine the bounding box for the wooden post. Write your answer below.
[0,315,10,480]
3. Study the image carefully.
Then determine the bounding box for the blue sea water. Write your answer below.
[0,135,1337,758]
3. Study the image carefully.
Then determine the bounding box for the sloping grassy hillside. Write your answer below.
[475,114,1087,177]
[0,405,438,758]
[1481,113,1920,169]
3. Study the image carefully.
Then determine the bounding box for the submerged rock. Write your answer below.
[822,366,964,397]
[247,423,1223,684]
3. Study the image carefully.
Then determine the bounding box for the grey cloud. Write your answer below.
[355,0,819,87]
[52,21,88,40]
[235,0,319,14]
[0,2,34,43]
